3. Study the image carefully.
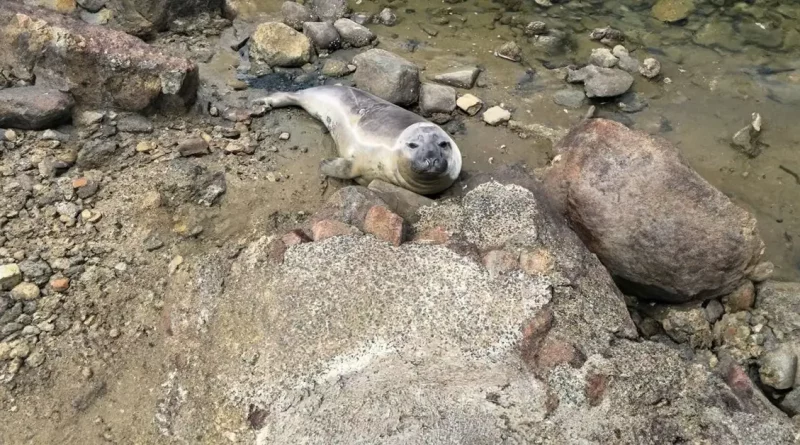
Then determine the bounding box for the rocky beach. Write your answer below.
[1,0,800,443]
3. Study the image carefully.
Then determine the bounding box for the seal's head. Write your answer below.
[395,123,461,187]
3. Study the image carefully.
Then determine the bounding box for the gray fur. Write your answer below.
[254,86,462,195]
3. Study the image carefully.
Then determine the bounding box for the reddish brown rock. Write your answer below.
[725,365,754,397]
[282,229,311,246]
[585,374,608,406]
[519,307,554,367]
[535,336,585,372]
[312,219,360,241]
[72,177,88,188]
[543,119,764,303]
[267,238,287,264]
[50,276,70,292]
[364,205,405,246]
[482,250,518,276]
[0,4,199,112]
[308,186,385,232]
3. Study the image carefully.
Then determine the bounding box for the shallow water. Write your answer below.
[232,0,800,280]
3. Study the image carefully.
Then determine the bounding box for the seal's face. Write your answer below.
[396,124,454,178]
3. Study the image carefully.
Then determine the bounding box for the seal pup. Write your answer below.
[253,85,462,195]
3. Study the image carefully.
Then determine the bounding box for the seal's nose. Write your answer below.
[427,158,447,173]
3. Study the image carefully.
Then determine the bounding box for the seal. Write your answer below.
[253,85,462,195]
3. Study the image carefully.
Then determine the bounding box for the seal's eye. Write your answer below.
[438,141,449,148]
[408,143,419,149]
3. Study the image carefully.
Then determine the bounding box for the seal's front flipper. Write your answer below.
[320,158,357,179]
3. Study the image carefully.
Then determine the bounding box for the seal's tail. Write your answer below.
[252,92,300,110]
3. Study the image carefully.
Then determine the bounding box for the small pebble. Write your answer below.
[50,277,70,293]
[136,141,155,153]
[168,256,184,275]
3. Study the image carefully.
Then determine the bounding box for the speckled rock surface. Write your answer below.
[204,178,794,444]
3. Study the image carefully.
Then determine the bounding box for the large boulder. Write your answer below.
[21,0,225,36]
[0,4,198,112]
[177,170,793,444]
[542,119,764,302]
[0,87,74,130]
[249,22,313,68]
[353,49,420,106]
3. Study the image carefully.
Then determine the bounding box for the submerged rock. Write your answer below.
[589,48,618,68]
[377,8,397,26]
[614,46,640,73]
[0,87,74,130]
[639,57,661,79]
[553,89,586,109]
[495,41,522,62]
[524,21,547,36]
[693,21,743,52]
[542,119,765,302]
[652,0,694,23]
[731,112,763,158]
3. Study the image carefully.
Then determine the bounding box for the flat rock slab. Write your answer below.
[0,4,199,112]
[433,66,481,89]
[0,87,74,130]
